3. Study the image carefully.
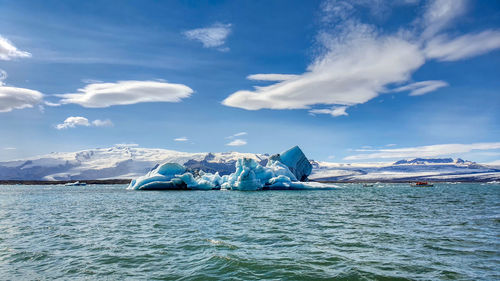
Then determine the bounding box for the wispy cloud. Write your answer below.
[56,116,113,129]
[184,23,232,51]
[114,143,139,147]
[3,147,16,150]
[56,80,193,108]
[222,0,500,116]
[247,74,300,82]
[223,21,425,111]
[174,137,189,142]
[424,30,500,61]
[309,106,348,117]
[226,132,247,139]
[392,80,448,96]
[92,119,113,127]
[344,142,500,160]
[420,0,467,39]
[81,78,103,84]
[226,139,247,146]
[0,69,6,84]
[0,35,31,60]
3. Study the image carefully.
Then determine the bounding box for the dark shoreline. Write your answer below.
[0,179,496,185]
[0,179,132,185]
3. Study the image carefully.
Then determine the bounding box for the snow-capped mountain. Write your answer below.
[309,157,500,182]
[0,146,499,181]
[0,145,268,181]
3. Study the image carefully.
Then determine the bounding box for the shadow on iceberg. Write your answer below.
[127,146,336,191]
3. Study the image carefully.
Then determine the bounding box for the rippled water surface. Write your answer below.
[0,183,499,280]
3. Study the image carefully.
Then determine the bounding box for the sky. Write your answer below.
[0,0,499,163]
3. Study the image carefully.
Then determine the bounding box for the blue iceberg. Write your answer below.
[270,145,313,181]
[128,163,188,190]
[128,146,334,191]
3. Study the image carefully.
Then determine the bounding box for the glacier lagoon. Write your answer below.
[0,182,498,280]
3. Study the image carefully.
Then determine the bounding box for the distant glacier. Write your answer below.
[0,144,499,182]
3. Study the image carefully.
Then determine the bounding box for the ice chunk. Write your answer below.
[265,159,297,181]
[128,162,187,190]
[223,158,269,190]
[177,171,222,190]
[156,162,186,176]
[271,146,312,181]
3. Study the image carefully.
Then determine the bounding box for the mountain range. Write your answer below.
[1,145,499,182]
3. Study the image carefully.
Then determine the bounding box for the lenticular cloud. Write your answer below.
[57,80,193,108]
[0,85,43,112]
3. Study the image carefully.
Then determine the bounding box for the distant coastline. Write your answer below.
[0,179,496,185]
[0,179,131,185]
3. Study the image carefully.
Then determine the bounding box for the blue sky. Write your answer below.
[0,0,499,163]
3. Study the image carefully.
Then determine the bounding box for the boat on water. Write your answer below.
[64,181,86,186]
[363,184,374,187]
[411,181,433,187]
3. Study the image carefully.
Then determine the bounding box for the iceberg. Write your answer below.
[128,146,334,191]
[270,145,312,181]
[128,162,188,190]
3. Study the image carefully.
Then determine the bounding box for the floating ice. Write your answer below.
[128,146,335,191]
[270,145,312,181]
[128,162,187,190]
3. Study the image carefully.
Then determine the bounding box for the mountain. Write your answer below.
[0,145,268,181]
[309,158,500,182]
[0,147,499,182]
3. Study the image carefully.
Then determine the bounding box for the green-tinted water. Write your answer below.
[0,183,498,280]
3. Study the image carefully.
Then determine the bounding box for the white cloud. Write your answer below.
[56,80,193,108]
[247,74,300,82]
[92,119,113,127]
[320,0,400,23]
[81,79,103,84]
[56,116,90,129]
[222,0,500,116]
[392,80,448,96]
[421,0,467,39]
[0,35,31,60]
[174,137,189,142]
[0,85,44,112]
[226,139,247,146]
[184,23,232,50]
[424,30,500,61]
[0,69,7,84]
[386,144,397,147]
[226,132,248,139]
[56,116,113,129]
[114,143,139,147]
[344,142,500,160]
[44,101,61,107]
[223,23,425,111]
[3,147,16,150]
[309,106,348,117]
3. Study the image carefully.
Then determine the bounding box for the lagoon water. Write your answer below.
[0,183,498,280]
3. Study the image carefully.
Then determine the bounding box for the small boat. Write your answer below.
[411,181,433,187]
[65,181,87,186]
[363,184,374,187]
